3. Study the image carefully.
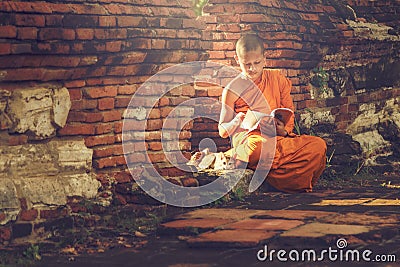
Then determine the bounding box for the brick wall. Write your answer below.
[0,0,208,242]
[0,2,207,168]
[191,0,400,166]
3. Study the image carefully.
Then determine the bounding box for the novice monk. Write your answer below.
[218,33,327,193]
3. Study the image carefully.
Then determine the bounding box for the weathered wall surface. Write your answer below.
[0,0,399,243]
[0,0,206,243]
[191,0,400,172]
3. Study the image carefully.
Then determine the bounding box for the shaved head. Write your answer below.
[236,33,264,57]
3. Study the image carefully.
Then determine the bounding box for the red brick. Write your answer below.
[339,104,348,113]
[115,97,131,108]
[241,14,272,23]
[68,89,82,101]
[300,13,320,21]
[20,209,38,221]
[208,51,226,59]
[148,152,166,163]
[152,39,166,49]
[348,104,358,112]
[40,208,67,219]
[146,119,163,131]
[95,123,113,134]
[85,135,115,147]
[54,43,70,53]
[15,14,45,26]
[0,212,5,222]
[181,84,195,97]
[207,86,223,97]
[335,113,351,122]
[0,2,12,12]
[67,111,87,122]
[148,142,162,151]
[41,56,80,67]
[76,28,94,40]
[167,178,181,186]
[103,110,121,122]
[58,124,95,135]
[97,14,115,25]
[93,156,126,168]
[19,198,28,210]
[69,202,87,213]
[168,167,188,177]
[158,97,169,107]
[268,59,301,68]
[115,172,133,183]
[0,25,17,38]
[43,4,69,14]
[71,99,98,110]
[122,120,144,131]
[179,131,191,139]
[215,24,241,33]
[292,94,304,102]
[303,100,317,108]
[181,177,199,187]
[212,41,235,50]
[93,145,123,158]
[8,134,28,146]
[0,43,11,55]
[126,153,146,164]
[45,14,63,26]
[98,98,115,110]
[17,27,38,39]
[0,226,11,241]
[117,16,145,27]
[114,194,127,205]
[106,41,122,52]
[182,18,204,28]
[114,121,123,133]
[84,86,118,98]
[342,30,354,37]
[39,28,75,40]
[85,112,103,122]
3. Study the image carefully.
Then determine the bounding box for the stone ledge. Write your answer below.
[0,140,101,225]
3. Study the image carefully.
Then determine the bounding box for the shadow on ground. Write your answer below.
[2,172,399,267]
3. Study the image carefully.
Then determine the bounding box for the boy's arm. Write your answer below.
[218,87,243,138]
[278,73,295,134]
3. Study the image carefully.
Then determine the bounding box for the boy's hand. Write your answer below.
[234,112,246,125]
[230,112,245,129]
[259,116,275,136]
[275,118,288,137]
[219,112,245,138]
[259,117,287,137]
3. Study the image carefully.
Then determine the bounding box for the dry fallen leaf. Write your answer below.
[177,235,190,241]
[61,247,78,255]
[135,231,146,238]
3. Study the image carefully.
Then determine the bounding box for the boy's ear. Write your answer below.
[263,51,267,66]
[234,54,239,64]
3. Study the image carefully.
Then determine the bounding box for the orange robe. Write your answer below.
[227,69,326,193]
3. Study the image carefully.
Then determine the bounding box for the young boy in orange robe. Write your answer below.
[218,33,327,193]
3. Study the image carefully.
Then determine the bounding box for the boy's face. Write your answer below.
[235,48,266,81]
